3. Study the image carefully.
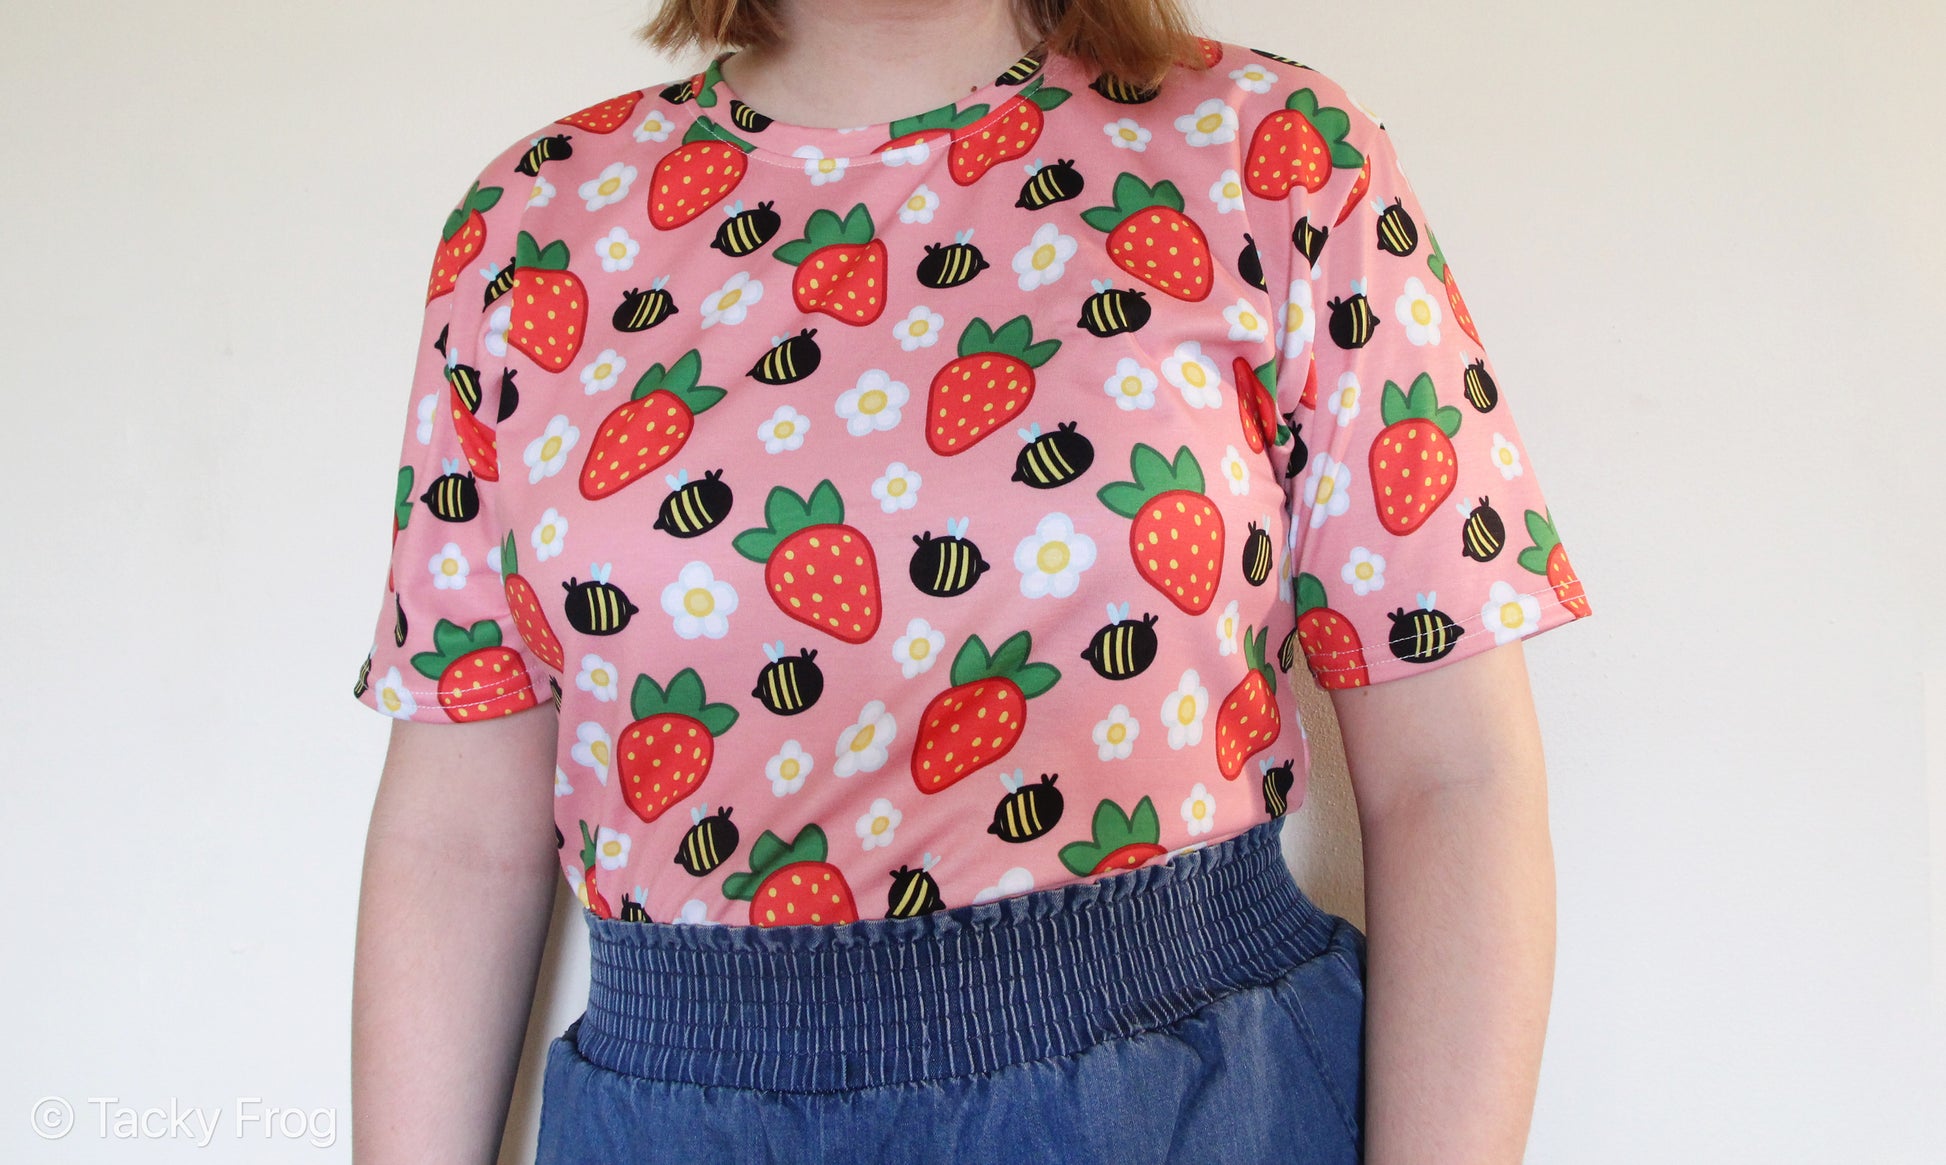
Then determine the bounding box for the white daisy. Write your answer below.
[1160,669,1210,750]
[1103,356,1158,410]
[1342,547,1387,596]
[1215,599,1241,656]
[1395,275,1443,346]
[898,183,939,224]
[572,721,612,785]
[1181,783,1218,835]
[593,226,639,273]
[1011,222,1077,291]
[1224,298,1270,343]
[893,304,944,351]
[701,271,763,328]
[880,135,932,166]
[660,560,737,639]
[892,617,946,679]
[1490,432,1525,480]
[1218,444,1251,495]
[856,797,902,851]
[973,867,1036,904]
[795,144,848,185]
[531,508,568,561]
[576,653,620,702]
[372,666,418,720]
[1093,704,1140,761]
[766,740,813,796]
[674,898,718,925]
[835,369,909,436]
[1328,371,1363,426]
[1175,98,1238,147]
[526,176,555,208]
[578,161,636,211]
[484,302,511,358]
[758,405,809,453]
[414,392,438,445]
[1209,167,1245,213]
[1162,340,1224,408]
[593,826,630,870]
[428,541,468,590]
[1301,451,1353,529]
[1229,63,1277,93]
[1482,580,1545,645]
[579,349,626,395]
[1103,118,1151,151]
[484,542,502,578]
[1279,278,1315,358]
[834,700,896,777]
[871,461,922,512]
[631,109,675,143]
[524,415,579,484]
[1014,512,1096,599]
[554,766,573,797]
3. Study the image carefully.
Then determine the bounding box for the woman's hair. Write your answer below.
[639,1,1208,91]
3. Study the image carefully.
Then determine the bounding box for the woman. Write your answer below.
[349,1,1593,1161]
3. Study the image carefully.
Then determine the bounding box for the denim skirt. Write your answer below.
[533,814,1367,1164]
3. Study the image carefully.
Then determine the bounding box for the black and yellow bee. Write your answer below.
[1375,197,1419,257]
[1277,626,1298,673]
[909,518,990,597]
[1291,216,1329,269]
[1238,232,1266,291]
[987,771,1065,842]
[445,360,484,414]
[1089,72,1159,104]
[916,229,989,288]
[618,895,652,923]
[353,650,373,698]
[995,51,1045,84]
[1327,281,1380,349]
[1284,412,1309,481]
[561,564,639,636]
[1386,596,1464,665]
[1081,604,1159,680]
[659,75,699,103]
[433,322,449,358]
[727,99,772,133]
[482,256,517,308]
[613,280,679,332]
[752,642,824,715]
[1251,47,1305,67]
[549,676,564,713]
[1458,495,1507,563]
[1241,520,1275,586]
[1016,158,1084,210]
[392,594,408,648]
[887,854,946,919]
[420,459,479,523]
[1012,421,1094,488]
[748,328,821,384]
[515,133,572,177]
[674,804,741,876]
[653,468,733,538]
[1462,358,1499,412]
[1259,757,1297,817]
[1077,280,1151,336]
[711,199,781,257]
[495,368,520,422]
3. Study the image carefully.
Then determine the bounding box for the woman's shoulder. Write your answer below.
[1118,39,1385,132]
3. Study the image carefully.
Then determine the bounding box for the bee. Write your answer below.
[549,676,564,713]
[1251,47,1305,67]
[1241,520,1275,586]
[752,641,824,715]
[1277,626,1298,673]
[1016,157,1084,210]
[1077,280,1151,337]
[1259,757,1298,817]
[1238,232,1266,291]
[674,805,740,877]
[987,769,1065,842]
[1081,603,1159,680]
[887,853,946,919]
[353,650,373,698]
[1375,197,1419,257]
[515,133,573,177]
[1291,216,1329,269]
[1386,594,1464,665]
[1012,421,1094,488]
[495,368,520,422]
[1089,72,1159,104]
[554,823,565,851]
[1327,279,1380,349]
[909,518,989,597]
[1284,411,1309,480]
[618,894,652,923]
[613,277,679,332]
[659,75,699,103]
[748,328,821,385]
[653,468,733,538]
[392,594,408,647]
[916,229,989,288]
[420,458,479,523]
[433,323,449,358]
[1462,358,1499,412]
[710,199,781,257]
[445,360,484,415]
[727,99,772,133]
[561,563,640,636]
[482,256,517,308]
[1457,495,1506,563]
[996,51,1045,84]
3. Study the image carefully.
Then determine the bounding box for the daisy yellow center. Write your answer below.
[722,288,745,310]
[858,388,888,414]
[908,318,930,336]
[1287,303,1306,331]
[382,689,403,712]
[817,157,837,173]
[608,242,627,258]
[907,638,930,661]
[598,176,621,196]
[1316,476,1336,505]
[541,523,558,543]
[870,816,890,835]
[1107,722,1127,745]
[593,361,613,380]
[1176,695,1198,726]
[600,839,623,859]
[643,119,663,133]
[1337,386,1356,409]
[907,193,927,211]
[541,435,562,461]
[1183,363,1207,388]
[887,477,909,496]
[780,757,801,780]
[529,183,546,201]
[1238,310,1260,331]
[440,558,459,576]
[1228,461,1245,481]
[851,724,876,751]
[1036,541,1071,573]
[1032,243,1057,270]
[1497,447,1514,466]
[1222,179,1241,199]
[1119,126,1139,141]
[1499,601,1525,630]
[774,420,795,438]
[683,588,714,616]
[592,740,611,766]
[1121,375,1145,397]
[1196,112,1223,133]
[590,667,611,688]
[1412,300,1432,325]
[1222,617,1236,638]
[1192,800,1208,820]
[1355,562,1373,580]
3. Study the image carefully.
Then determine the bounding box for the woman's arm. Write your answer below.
[1331,640,1557,1165]
[352,709,562,1164]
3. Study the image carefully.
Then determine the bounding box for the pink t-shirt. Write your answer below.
[352,38,1593,927]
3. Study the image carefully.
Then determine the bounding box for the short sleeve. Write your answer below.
[350,143,549,723]
[1269,88,1593,689]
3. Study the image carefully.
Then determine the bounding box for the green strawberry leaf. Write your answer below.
[786,823,829,864]
[988,630,1032,677]
[468,184,504,213]
[1110,170,1150,214]
[1404,372,1437,416]
[1147,179,1185,213]
[1295,572,1328,614]
[1078,205,1126,233]
[1432,403,1462,437]
[1330,140,1364,168]
[950,634,993,686]
[732,527,779,562]
[1012,662,1060,699]
[682,116,751,151]
[697,702,739,737]
[746,828,790,879]
[1032,86,1070,111]
[696,59,723,107]
[1128,794,1160,841]
[1095,481,1149,518]
[839,203,876,243]
[990,315,1033,355]
[1169,446,1205,494]
[1130,443,1173,487]
[434,618,479,659]
[664,667,705,714]
[764,484,811,533]
[1092,796,1137,844]
[394,466,415,529]
[501,530,518,578]
[1525,507,1557,551]
[630,673,668,719]
[956,316,996,357]
[803,479,845,525]
[1517,546,1548,575]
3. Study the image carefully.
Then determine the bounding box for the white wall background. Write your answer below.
[3,1,1942,1161]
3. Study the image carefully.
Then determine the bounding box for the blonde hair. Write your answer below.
[638,0,1209,92]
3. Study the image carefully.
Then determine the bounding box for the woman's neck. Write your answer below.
[716,0,1037,129]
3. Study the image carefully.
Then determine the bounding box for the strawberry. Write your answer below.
[445,368,498,482]
[499,531,565,672]
[410,618,541,721]
[948,76,1070,185]
[615,668,738,825]
[1332,156,1372,226]
[1232,354,1284,454]
[911,631,1060,793]
[1057,796,1165,875]
[1243,87,1363,198]
[1369,373,1462,536]
[1214,626,1282,779]
[507,231,588,372]
[731,480,882,643]
[577,821,615,919]
[556,90,643,134]
[722,824,859,928]
[772,203,889,325]
[426,181,502,303]
[1096,443,1225,614]
[648,117,752,230]
[878,102,987,161]
[1426,228,1482,347]
[925,315,1060,455]
[1181,36,1225,67]
[1294,572,1369,689]
[578,349,724,500]
[1079,172,1213,301]
[1517,507,1592,618]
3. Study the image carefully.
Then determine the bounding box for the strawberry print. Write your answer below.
[558,91,644,135]
[577,821,615,920]
[578,349,725,500]
[615,668,739,824]
[925,315,1060,454]
[500,531,566,671]
[773,203,889,325]
[426,181,503,303]
[445,366,499,482]
[1426,228,1482,347]
[1518,507,1590,618]
[507,231,588,372]
[732,480,883,644]
[1243,87,1363,198]
[1293,573,1369,689]
[1097,444,1225,614]
[409,618,540,721]
[1369,372,1462,536]
[649,118,754,230]
[912,631,1060,793]
[1080,172,1213,301]
[722,824,860,927]
[1058,796,1166,875]
[1233,353,1283,454]
[1214,625,1281,778]
[949,76,1071,185]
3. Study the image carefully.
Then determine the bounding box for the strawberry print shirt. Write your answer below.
[351,38,1593,927]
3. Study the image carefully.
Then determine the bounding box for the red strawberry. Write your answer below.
[614,668,738,824]
[507,231,588,372]
[409,618,541,721]
[772,203,888,325]
[722,824,859,928]
[911,632,1060,793]
[1180,36,1225,67]
[949,76,1070,185]
[1215,626,1282,779]
[1097,443,1225,614]
[731,480,882,643]
[877,102,986,161]
[444,366,499,482]
[499,531,565,672]
[557,90,643,134]
[1080,172,1213,301]
[648,117,752,230]
[1426,229,1482,347]
[1369,373,1461,536]
[577,821,614,919]
[1294,573,1369,689]
[1517,507,1592,618]
[1333,156,1372,226]
[426,181,502,303]
[1232,354,1283,454]
[1244,87,1364,198]
[579,349,724,500]
[1057,796,1165,875]
[926,315,1060,454]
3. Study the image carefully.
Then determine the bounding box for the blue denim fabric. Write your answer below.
[534,815,1367,1164]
